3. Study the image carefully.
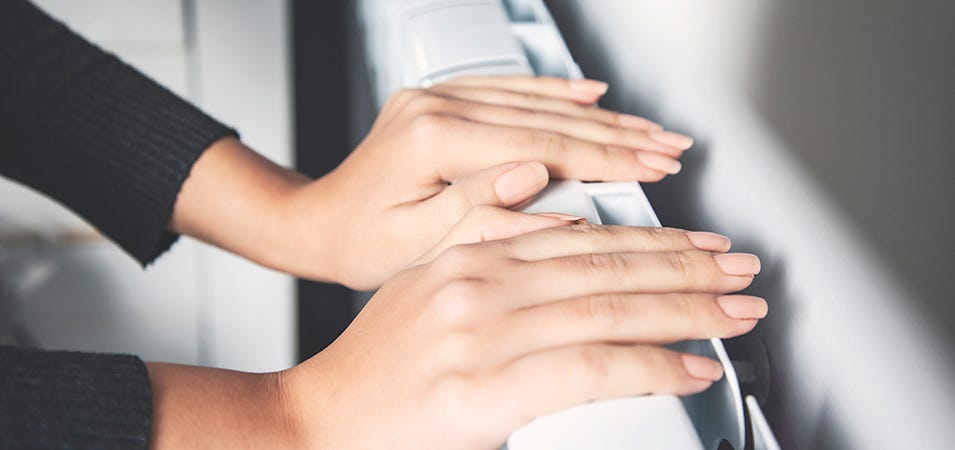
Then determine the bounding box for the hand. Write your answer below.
[171,76,692,288]
[147,212,763,449]
[284,76,694,288]
[282,218,765,449]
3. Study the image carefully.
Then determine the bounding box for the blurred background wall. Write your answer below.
[542,0,955,448]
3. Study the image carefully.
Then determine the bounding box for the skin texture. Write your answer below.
[170,76,693,290]
[149,76,760,449]
[148,217,765,449]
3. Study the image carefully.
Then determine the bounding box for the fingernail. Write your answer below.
[493,162,549,205]
[716,295,768,319]
[569,78,609,95]
[648,130,695,149]
[536,213,587,225]
[685,231,731,252]
[636,151,682,175]
[713,253,762,276]
[618,113,664,131]
[681,354,724,381]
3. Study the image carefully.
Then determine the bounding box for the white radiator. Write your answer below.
[354,1,780,449]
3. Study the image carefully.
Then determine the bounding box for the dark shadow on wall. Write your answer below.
[292,0,355,362]
[548,0,955,346]
[748,0,955,343]
[544,2,914,449]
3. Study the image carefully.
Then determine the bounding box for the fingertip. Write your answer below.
[682,378,717,396]
[685,231,732,252]
[617,113,663,131]
[681,354,724,381]
[569,78,609,96]
[493,162,550,206]
[525,161,550,183]
[648,130,695,150]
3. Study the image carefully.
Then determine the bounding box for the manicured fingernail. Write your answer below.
[569,78,609,95]
[648,130,694,149]
[717,295,768,319]
[536,213,587,225]
[681,354,724,381]
[636,151,682,174]
[618,113,664,131]
[713,253,761,276]
[493,162,549,205]
[685,231,731,252]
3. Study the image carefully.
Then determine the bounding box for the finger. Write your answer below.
[432,98,690,155]
[427,84,663,131]
[490,225,732,261]
[414,205,582,265]
[468,344,722,434]
[437,161,549,223]
[491,294,764,360]
[440,75,609,104]
[423,161,548,235]
[428,116,674,182]
[503,250,760,307]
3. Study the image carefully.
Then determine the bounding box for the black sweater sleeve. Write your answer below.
[0,345,153,449]
[1,1,243,448]
[0,0,238,265]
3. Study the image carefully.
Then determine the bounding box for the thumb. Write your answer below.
[430,161,550,231]
[414,205,584,266]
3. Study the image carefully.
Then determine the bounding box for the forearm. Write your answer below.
[146,362,303,449]
[169,137,340,281]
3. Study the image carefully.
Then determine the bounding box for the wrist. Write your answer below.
[147,363,306,449]
[270,172,347,282]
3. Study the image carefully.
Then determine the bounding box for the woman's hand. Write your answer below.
[289,76,693,288]
[148,212,763,449]
[172,76,693,289]
[281,218,764,449]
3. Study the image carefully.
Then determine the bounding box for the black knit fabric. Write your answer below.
[0,345,153,449]
[1,1,242,448]
[0,0,238,265]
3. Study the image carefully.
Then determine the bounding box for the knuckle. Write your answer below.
[408,113,454,140]
[435,190,475,232]
[465,204,499,222]
[672,293,707,334]
[574,295,627,331]
[578,252,629,276]
[569,346,614,389]
[644,226,680,242]
[385,88,418,108]
[664,251,694,281]
[645,349,680,387]
[593,107,621,124]
[684,251,725,286]
[434,244,480,278]
[565,223,616,247]
[532,130,569,158]
[586,224,619,242]
[405,91,450,114]
[431,279,484,327]
[529,110,564,125]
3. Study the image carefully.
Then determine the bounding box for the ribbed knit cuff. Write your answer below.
[40,58,239,265]
[0,345,152,449]
[1,0,238,265]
